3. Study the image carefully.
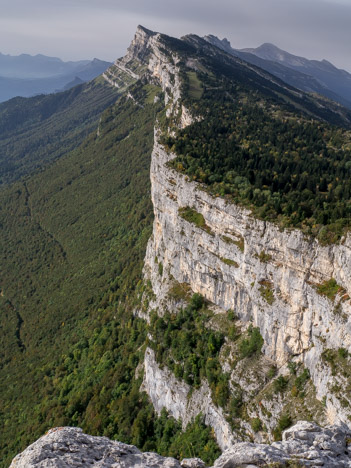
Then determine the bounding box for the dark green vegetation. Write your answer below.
[273,414,293,441]
[150,294,227,393]
[321,349,351,406]
[315,278,346,301]
[238,325,264,358]
[149,294,264,423]
[162,36,351,243]
[0,82,219,467]
[0,86,152,465]
[0,79,119,184]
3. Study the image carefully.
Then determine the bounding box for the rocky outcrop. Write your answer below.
[103,25,195,127]
[142,131,351,429]
[215,421,351,467]
[9,427,205,468]
[10,423,351,467]
[142,347,237,451]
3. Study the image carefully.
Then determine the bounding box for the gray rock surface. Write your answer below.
[142,347,237,450]
[142,131,351,430]
[9,427,202,468]
[10,422,351,467]
[214,421,351,467]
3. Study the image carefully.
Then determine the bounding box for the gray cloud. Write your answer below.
[0,0,351,72]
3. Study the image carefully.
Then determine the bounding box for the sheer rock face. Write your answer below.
[10,423,351,467]
[142,131,351,430]
[142,347,237,451]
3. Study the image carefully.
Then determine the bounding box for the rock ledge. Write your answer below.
[10,422,351,467]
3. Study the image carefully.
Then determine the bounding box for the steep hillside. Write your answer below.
[0,80,120,184]
[204,35,351,109]
[1,25,351,467]
[0,80,221,467]
[242,42,351,107]
[0,86,156,466]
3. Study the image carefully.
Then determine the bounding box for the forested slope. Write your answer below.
[0,79,119,184]
[2,26,351,467]
[0,83,220,467]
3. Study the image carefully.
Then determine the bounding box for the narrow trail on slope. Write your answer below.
[22,181,68,261]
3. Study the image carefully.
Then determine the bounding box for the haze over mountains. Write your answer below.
[0,52,112,102]
[1,24,351,467]
[204,36,351,109]
[2,39,351,111]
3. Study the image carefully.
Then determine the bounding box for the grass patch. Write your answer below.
[144,84,162,104]
[315,278,346,301]
[221,234,245,252]
[168,282,192,301]
[259,280,275,305]
[256,251,272,263]
[186,71,203,100]
[250,417,262,432]
[220,257,239,267]
[179,206,213,235]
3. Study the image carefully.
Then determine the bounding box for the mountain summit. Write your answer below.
[1,25,351,467]
[205,36,351,108]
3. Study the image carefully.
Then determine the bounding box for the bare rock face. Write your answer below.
[142,132,351,432]
[142,347,237,451]
[9,427,202,468]
[214,421,351,467]
[10,423,351,467]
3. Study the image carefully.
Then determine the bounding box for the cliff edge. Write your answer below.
[10,422,351,467]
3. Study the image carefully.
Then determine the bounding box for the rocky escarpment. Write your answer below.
[105,24,351,452]
[102,25,196,128]
[142,347,237,450]
[140,128,351,439]
[10,422,351,467]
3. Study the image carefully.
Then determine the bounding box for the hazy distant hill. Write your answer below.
[2,25,351,468]
[0,53,112,102]
[204,36,351,109]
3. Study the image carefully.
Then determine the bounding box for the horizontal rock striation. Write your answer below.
[143,131,351,428]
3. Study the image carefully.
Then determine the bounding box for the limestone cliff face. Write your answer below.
[108,23,351,448]
[142,130,351,430]
[142,347,237,451]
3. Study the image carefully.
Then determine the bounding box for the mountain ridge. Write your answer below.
[0,53,112,102]
[204,35,351,109]
[1,24,351,467]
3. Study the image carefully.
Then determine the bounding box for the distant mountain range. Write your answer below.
[204,36,351,109]
[2,43,351,110]
[0,53,112,102]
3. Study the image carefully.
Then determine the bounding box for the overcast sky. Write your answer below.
[1,0,351,71]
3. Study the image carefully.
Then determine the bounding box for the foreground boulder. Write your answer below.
[10,421,351,467]
[9,426,205,468]
[214,421,351,467]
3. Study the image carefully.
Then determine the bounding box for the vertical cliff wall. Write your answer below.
[141,131,351,435]
[116,24,351,448]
